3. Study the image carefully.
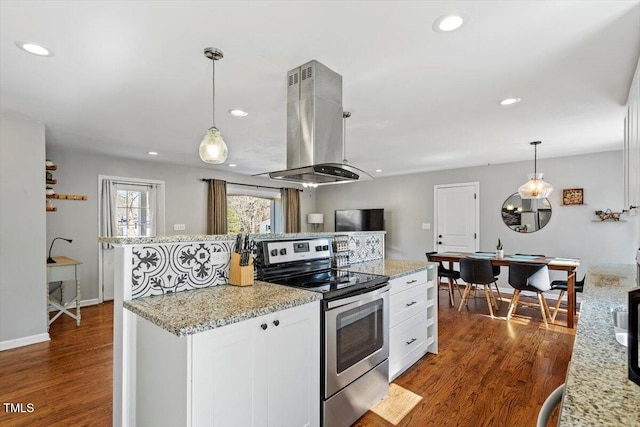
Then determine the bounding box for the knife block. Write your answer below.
[228,252,254,286]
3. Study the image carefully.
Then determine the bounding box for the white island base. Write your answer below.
[135,301,320,427]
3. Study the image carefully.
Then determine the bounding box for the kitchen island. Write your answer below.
[124,281,320,336]
[126,283,322,427]
[559,264,640,425]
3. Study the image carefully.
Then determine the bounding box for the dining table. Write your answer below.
[429,252,581,328]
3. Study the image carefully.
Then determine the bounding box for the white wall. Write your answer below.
[44,145,316,303]
[316,150,640,282]
[0,111,48,350]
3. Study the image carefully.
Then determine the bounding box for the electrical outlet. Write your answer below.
[422,223,431,230]
[173,224,186,231]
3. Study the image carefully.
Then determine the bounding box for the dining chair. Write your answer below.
[550,275,585,322]
[536,383,565,427]
[507,262,553,328]
[458,258,499,318]
[426,252,461,306]
[474,252,503,303]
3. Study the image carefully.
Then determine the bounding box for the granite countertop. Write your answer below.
[559,264,640,426]
[124,281,321,337]
[99,231,385,245]
[344,258,434,278]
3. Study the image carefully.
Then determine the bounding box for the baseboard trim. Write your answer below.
[0,333,50,351]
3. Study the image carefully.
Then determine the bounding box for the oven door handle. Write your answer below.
[326,283,390,309]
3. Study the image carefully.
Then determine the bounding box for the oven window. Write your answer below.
[336,299,384,373]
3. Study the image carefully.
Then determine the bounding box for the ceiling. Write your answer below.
[1,1,639,179]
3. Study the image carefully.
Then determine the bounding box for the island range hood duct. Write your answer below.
[269,60,361,184]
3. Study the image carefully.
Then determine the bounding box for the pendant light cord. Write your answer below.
[212,55,216,128]
[534,142,537,175]
[342,111,351,164]
[204,47,223,128]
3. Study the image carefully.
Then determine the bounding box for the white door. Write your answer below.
[434,183,479,252]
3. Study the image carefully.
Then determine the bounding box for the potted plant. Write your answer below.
[496,238,504,258]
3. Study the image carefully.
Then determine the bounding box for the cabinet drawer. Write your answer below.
[389,311,428,379]
[389,271,428,295]
[390,283,427,328]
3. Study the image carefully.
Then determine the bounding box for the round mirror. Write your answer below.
[501,193,552,233]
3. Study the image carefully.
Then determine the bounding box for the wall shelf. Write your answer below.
[45,165,57,171]
[591,219,627,222]
[46,194,87,201]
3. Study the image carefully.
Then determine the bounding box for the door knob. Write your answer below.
[438,234,442,238]
[273,320,280,326]
[260,323,268,330]
[438,241,443,245]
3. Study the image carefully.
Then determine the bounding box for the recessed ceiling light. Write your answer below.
[148,151,159,156]
[375,169,383,173]
[229,109,248,117]
[500,97,522,106]
[15,41,53,56]
[228,163,237,167]
[433,14,467,33]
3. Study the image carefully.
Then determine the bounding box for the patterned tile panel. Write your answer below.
[348,233,384,263]
[130,241,234,299]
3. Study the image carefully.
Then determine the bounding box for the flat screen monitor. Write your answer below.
[335,209,384,232]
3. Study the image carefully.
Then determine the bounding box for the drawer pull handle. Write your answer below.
[406,279,417,284]
[406,301,418,307]
[406,338,417,345]
[261,323,268,330]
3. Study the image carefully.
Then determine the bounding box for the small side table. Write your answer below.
[47,256,82,328]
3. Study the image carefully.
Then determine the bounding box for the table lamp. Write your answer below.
[47,237,73,263]
[307,213,324,232]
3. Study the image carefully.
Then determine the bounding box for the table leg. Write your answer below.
[567,270,576,328]
[448,261,455,306]
[76,275,81,326]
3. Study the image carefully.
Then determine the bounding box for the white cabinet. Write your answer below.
[388,266,438,381]
[135,301,320,427]
[625,56,640,214]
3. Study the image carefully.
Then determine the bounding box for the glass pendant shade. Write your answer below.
[518,172,553,199]
[199,126,228,164]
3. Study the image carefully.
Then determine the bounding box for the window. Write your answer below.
[116,185,154,237]
[226,185,282,234]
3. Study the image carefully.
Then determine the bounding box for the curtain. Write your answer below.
[207,179,228,234]
[282,187,301,233]
[100,179,116,249]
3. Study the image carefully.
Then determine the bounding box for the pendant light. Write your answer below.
[518,141,553,199]
[199,47,228,164]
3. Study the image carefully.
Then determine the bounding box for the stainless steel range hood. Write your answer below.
[269,60,361,184]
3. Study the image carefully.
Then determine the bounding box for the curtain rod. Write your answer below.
[199,179,301,192]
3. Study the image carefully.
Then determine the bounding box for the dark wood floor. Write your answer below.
[356,288,576,427]
[0,302,113,426]
[0,290,575,427]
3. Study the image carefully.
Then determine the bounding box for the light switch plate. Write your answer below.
[173,224,186,231]
[422,223,431,230]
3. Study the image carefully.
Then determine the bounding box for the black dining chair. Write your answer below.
[507,262,553,328]
[426,252,461,306]
[550,275,585,322]
[458,258,499,318]
[475,252,503,303]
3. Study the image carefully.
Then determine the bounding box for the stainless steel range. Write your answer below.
[255,237,390,427]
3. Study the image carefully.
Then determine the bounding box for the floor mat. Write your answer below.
[369,383,423,425]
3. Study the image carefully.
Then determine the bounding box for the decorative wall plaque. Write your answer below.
[562,188,584,205]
